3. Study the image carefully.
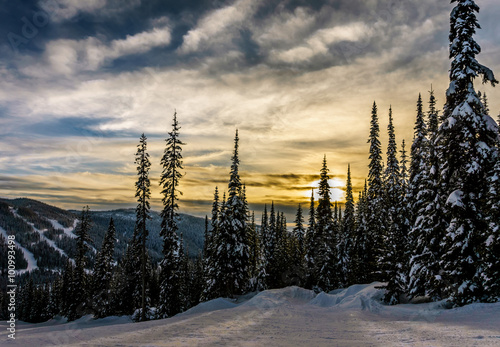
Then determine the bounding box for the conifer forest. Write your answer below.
[1,0,500,342]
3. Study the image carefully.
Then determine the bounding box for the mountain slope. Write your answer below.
[0,198,205,275]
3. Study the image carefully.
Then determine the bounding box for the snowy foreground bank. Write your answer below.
[3,283,500,346]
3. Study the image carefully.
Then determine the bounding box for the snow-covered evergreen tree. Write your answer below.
[315,156,338,291]
[350,181,368,284]
[92,218,116,318]
[158,111,184,317]
[202,187,219,300]
[408,88,447,300]
[408,95,428,224]
[60,259,74,317]
[134,133,152,321]
[247,211,262,290]
[305,190,316,288]
[207,130,250,297]
[223,130,250,295]
[265,202,279,288]
[366,102,385,282]
[437,0,498,306]
[398,139,411,292]
[381,108,406,304]
[484,150,500,301]
[341,164,356,286]
[291,204,306,285]
[68,206,92,321]
[293,204,305,259]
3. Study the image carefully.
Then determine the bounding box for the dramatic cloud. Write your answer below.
[1,0,499,220]
[44,25,172,75]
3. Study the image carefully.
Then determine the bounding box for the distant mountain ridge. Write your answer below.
[0,198,205,274]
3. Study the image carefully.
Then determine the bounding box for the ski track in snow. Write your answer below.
[12,210,74,264]
[4,283,500,347]
[0,226,38,274]
[48,219,78,239]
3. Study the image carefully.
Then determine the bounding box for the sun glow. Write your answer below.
[307,178,345,202]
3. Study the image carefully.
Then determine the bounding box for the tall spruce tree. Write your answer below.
[292,204,306,286]
[92,218,116,318]
[225,130,250,295]
[366,102,385,282]
[409,95,428,223]
[210,130,250,296]
[202,187,220,300]
[398,139,411,291]
[265,202,278,288]
[342,164,356,286]
[315,156,338,291]
[258,204,270,290]
[408,88,447,300]
[68,206,92,321]
[305,190,316,288]
[437,0,498,306]
[134,133,152,321]
[484,148,500,300]
[352,181,369,284]
[158,111,185,317]
[381,107,406,304]
[293,204,306,258]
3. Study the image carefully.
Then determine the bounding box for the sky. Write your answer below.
[1,0,499,220]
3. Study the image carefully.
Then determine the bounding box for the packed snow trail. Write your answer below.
[0,226,38,273]
[3,284,500,346]
[48,219,79,239]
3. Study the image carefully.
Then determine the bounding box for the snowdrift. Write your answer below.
[9,283,500,346]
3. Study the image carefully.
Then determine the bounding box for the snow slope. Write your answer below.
[3,283,500,346]
[48,219,78,239]
[0,226,38,274]
[13,212,74,263]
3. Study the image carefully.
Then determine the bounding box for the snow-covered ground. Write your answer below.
[3,283,500,346]
[0,226,38,274]
[48,219,78,239]
[12,212,74,264]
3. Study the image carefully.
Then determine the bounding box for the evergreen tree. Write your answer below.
[381,107,405,304]
[127,231,145,314]
[257,205,270,290]
[342,164,356,286]
[408,88,447,300]
[60,259,74,317]
[68,206,92,321]
[437,0,498,306]
[265,202,278,288]
[202,188,220,300]
[398,139,411,291]
[352,181,369,284]
[178,234,190,311]
[315,156,337,291]
[305,189,316,288]
[134,133,152,321]
[484,152,500,300]
[92,218,116,318]
[158,111,184,317]
[292,204,306,285]
[224,130,250,294]
[482,91,490,116]
[409,94,428,223]
[366,102,385,282]
[207,130,250,297]
[48,276,62,318]
[248,211,261,289]
[293,204,305,258]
